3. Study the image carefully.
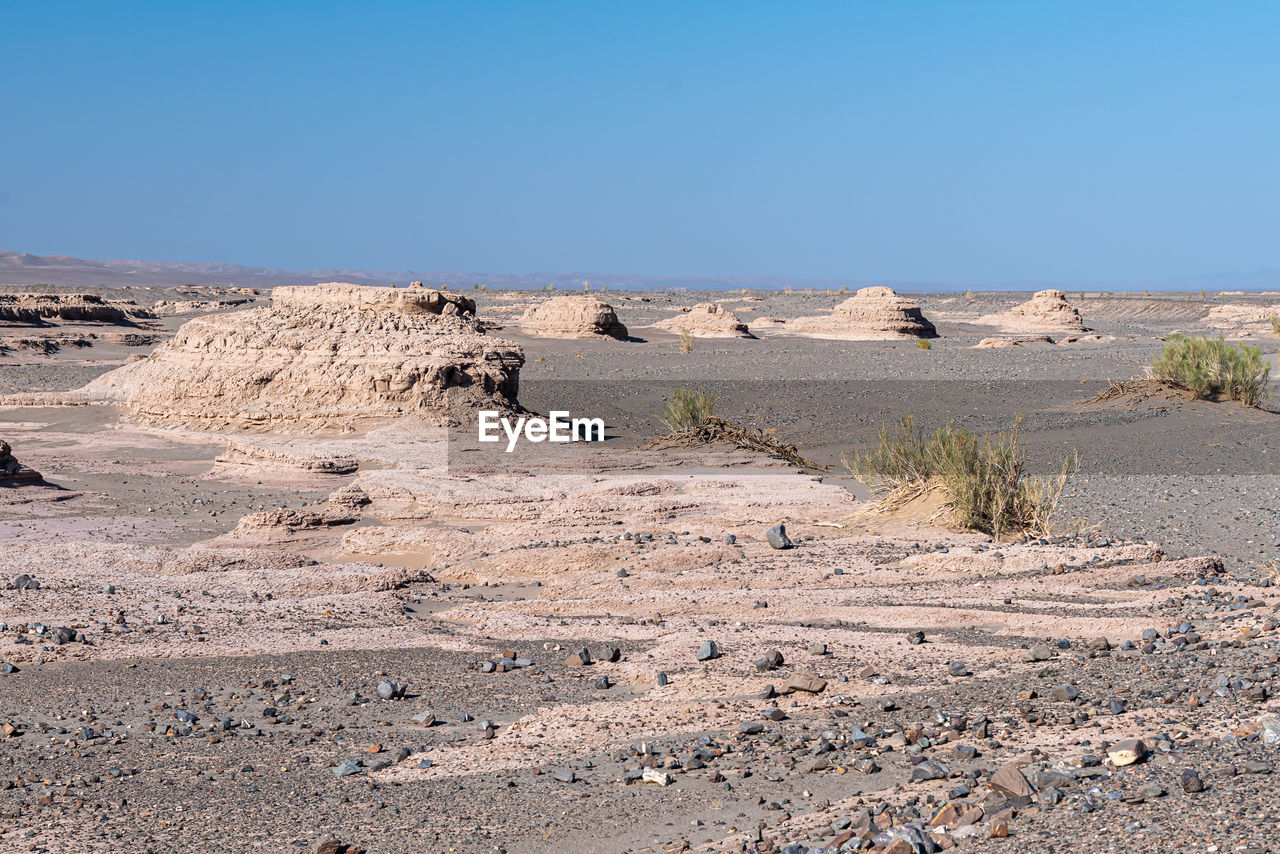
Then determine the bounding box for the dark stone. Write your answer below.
[765,523,793,550]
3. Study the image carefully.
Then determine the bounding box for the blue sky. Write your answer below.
[2,1,1277,283]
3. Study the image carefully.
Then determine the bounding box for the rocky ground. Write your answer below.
[1,286,1279,853]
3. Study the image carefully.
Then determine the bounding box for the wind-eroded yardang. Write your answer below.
[8,282,524,432]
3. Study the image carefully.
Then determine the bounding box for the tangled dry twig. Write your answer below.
[636,417,827,471]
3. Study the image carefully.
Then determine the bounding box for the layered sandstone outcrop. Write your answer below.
[520,296,628,339]
[151,297,256,316]
[30,282,522,432]
[652,303,755,338]
[213,442,359,476]
[1206,303,1280,338]
[977,290,1088,333]
[0,293,149,325]
[788,287,936,340]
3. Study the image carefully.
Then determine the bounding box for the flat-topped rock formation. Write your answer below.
[22,282,522,432]
[0,293,149,326]
[974,333,1107,348]
[652,303,755,338]
[787,286,936,339]
[977,289,1089,333]
[519,296,628,339]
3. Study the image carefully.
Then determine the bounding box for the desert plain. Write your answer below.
[2,281,1280,854]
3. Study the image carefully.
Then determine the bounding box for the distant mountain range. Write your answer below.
[2,249,1278,293]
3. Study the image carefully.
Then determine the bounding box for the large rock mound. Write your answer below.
[977,290,1088,333]
[32,283,522,432]
[788,287,936,340]
[652,303,755,338]
[0,293,149,325]
[520,296,628,339]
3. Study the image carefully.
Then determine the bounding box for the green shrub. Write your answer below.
[658,387,715,433]
[916,338,932,350]
[844,415,1076,540]
[1150,335,1271,407]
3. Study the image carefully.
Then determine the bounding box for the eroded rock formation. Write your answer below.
[31,282,522,432]
[788,287,936,340]
[977,290,1089,333]
[652,303,755,338]
[0,293,149,326]
[520,296,628,339]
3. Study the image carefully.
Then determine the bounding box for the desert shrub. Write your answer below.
[658,387,715,433]
[1150,335,1270,407]
[844,415,1076,540]
[679,328,695,354]
[916,339,932,350]
[963,289,974,299]
[1270,315,1279,335]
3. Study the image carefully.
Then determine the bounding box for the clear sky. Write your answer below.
[2,1,1277,283]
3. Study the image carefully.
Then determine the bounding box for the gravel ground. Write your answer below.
[3,287,1280,853]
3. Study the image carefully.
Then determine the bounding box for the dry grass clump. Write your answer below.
[657,386,715,433]
[1270,315,1280,335]
[1151,335,1271,408]
[916,339,932,350]
[678,328,695,354]
[844,415,1076,540]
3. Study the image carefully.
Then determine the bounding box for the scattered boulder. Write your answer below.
[787,287,937,340]
[782,671,827,694]
[990,763,1034,799]
[563,648,592,667]
[766,523,793,549]
[520,296,628,340]
[1108,738,1148,767]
